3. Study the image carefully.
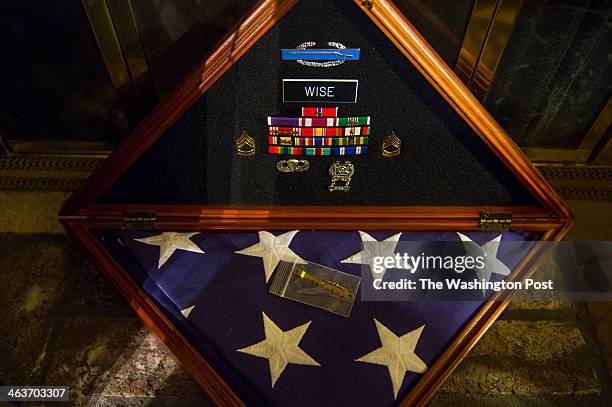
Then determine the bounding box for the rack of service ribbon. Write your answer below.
[267,107,371,156]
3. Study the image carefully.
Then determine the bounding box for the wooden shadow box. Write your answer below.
[60,0,573,405]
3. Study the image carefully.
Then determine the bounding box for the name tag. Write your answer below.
[282,79,358,103]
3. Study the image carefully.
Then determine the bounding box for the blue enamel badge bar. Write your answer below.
[281,49,361,61]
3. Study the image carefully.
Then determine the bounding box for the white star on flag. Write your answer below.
[180,305,195,318]
[355,319,427,399]
[237,312,320,387]
[235,231,306,282]
[457,232,512,295]
[341,231,408,280]
[134,232,204,269]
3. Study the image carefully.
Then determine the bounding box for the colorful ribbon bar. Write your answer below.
[269,136,369,147]
[269,126,370,137]
[268,146,367,156]
[267,116,371,127]
[301,107,338,117]
[281,49,360,61]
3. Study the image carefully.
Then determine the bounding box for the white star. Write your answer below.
[237,312,320,387]
[181,305,195,318]
[235,231,305,282]
[457,233,512,294]
[341,231,408,280]
[134,232,204,269]
[355,319,427,399]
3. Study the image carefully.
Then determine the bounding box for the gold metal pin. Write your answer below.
[293,268,355,299]
[235,131,255,156]
[382,131,401,157]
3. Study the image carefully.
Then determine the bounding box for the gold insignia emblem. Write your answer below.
[235,131,256,156]
[382,131,401,157]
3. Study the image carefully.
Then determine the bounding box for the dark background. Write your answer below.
[98,0,534,207]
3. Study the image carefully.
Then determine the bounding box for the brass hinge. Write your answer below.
[123,210,156,230]
[479,212,512,231]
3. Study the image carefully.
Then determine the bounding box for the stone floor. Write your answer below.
[0,192,611,406]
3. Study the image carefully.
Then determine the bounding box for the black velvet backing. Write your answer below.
[99,0,536,207]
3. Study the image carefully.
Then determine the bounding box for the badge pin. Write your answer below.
[328,160,355,191]
[276,159,310,173]
[282,42,360,67]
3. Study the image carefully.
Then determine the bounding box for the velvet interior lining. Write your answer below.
[99,0,536,207]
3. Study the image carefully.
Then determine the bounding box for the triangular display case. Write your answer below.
[61,0,573,405]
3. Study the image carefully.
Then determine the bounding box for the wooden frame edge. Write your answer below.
[62,0,572,223]
[57,1,576,401]
[354,0,572,220]
[64,218,571,406]
[65,204,562,231]
[401,220,573,405]
[62,220,246,407]
[61,0,299,216]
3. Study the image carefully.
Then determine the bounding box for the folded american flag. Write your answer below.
[117,230,535,406]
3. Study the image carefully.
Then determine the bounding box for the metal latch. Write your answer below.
[123,211,156,230]
[479,212,512,231]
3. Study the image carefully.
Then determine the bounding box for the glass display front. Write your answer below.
[100,227,538,405]
[97,0,535,208]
